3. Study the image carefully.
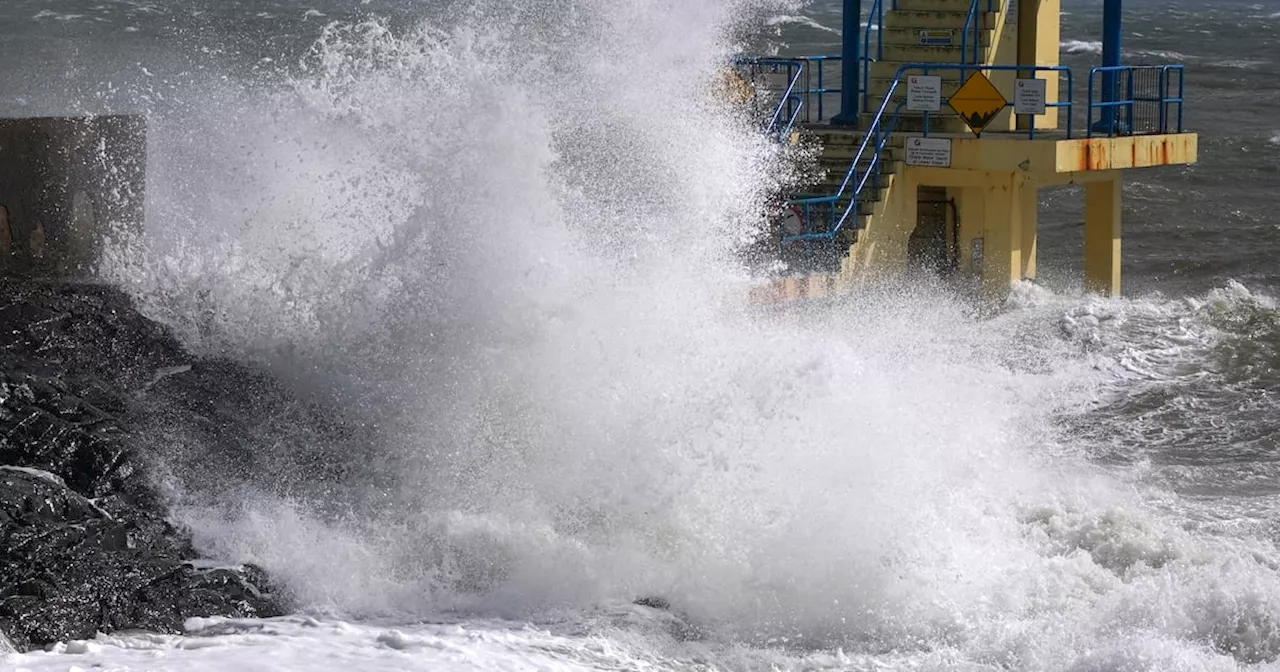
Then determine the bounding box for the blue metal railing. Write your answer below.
[908,64,1075,139]
[960,0,997,65]
[734,2,887,126]
[728,57,807,137]
[804,56,843,122]
[776,59,1191,255]
[780,63,1075,253]
[861,0,885,113]
[768,59,807,138]
[780,83,909,249]
[1087,65,1185,138]
[733,55,883,129]
[887,0,995,64]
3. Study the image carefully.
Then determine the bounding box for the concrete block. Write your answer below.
[0,115,146,278]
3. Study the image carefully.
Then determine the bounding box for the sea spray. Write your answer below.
[91,1,1280,668]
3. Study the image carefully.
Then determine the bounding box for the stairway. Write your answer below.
[777,0,1013,275]
[781,127,903,273]
[865,0,1012,133]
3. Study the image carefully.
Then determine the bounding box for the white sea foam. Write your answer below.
[1061,39,1102,55]
[32,10,87,22]
[1140,49,1192,61]
[85,1,1280,669]
[765,14,840,34]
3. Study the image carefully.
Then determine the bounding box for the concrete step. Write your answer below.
[787,196,880,222]
[817,162,898,185]
[864,77,966,109]
[881,115,973,133]
[890,0,1004,13]
[815,163,895,185]
[883,43,993,63]
[803,199,878,217]
[882,9,1001,29]
[803,127,907,149]
[882,27,993,47]
[818,109,973,133]
[818,144,904,162]
[869,61,973,81]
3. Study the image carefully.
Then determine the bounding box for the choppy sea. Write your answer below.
[4,0,1280,670]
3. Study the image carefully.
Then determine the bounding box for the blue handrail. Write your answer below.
[960,0,996,65]
[728,57,802,133]
[773,60,1188,255]
[908,63,1074,139]
[734,55,884,127]
[861,0,885,113]
[782,77,910,246]
[1087,65,1185,138]
[802,56,844,122]
[768,61,807,137]
[780,63,1074,250]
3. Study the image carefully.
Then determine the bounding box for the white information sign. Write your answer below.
[905,136,952,168]
[906,75,942,112]
[1014,78,1047,115]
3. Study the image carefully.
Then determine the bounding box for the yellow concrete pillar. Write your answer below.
[1020,184,1038,279]
[1016,0,1061,129]
[955,187,986,275]
[1083,174,1122,296]
[981,173,1023,297]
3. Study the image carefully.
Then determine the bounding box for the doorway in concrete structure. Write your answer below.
[908,186,958,278]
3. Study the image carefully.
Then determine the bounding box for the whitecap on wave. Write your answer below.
[1061,39,1102,54]
[765,14,841,34]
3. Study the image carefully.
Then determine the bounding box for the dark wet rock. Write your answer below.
[0,280,295,651]
[633,596,671,610]
[631,596,707,641]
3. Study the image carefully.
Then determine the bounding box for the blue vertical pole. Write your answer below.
[830,0,862,127]
[1098,0,1122,134]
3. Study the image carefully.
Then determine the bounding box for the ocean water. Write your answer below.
[4,1,1280,670]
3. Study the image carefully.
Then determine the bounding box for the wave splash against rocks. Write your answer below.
[0,280,369,650]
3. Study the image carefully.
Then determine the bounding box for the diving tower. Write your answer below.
[736,0,1196,304]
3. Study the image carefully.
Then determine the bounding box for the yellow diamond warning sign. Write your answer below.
[948,71,1008,135]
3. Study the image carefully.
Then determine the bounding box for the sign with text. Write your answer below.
[906,75,942,112]
[905,137,952,167]
[1014,78,1047,115]
[918,29,954,46]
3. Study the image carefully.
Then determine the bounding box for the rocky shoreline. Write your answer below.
[0,280,293,651]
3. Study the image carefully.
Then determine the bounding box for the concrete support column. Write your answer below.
[1020,184,1038,279]
[980,173,1023,298]
[954,187,985,274]
[1084,174,1122,296]
[1016,0,1062,129]
[831,0,863,127]
[1094,0,1124,134]
[0,116,145,278]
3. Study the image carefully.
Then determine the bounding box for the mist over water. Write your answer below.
[59,0,1280,668]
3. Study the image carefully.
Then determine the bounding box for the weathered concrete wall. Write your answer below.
[0,115,146,278]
